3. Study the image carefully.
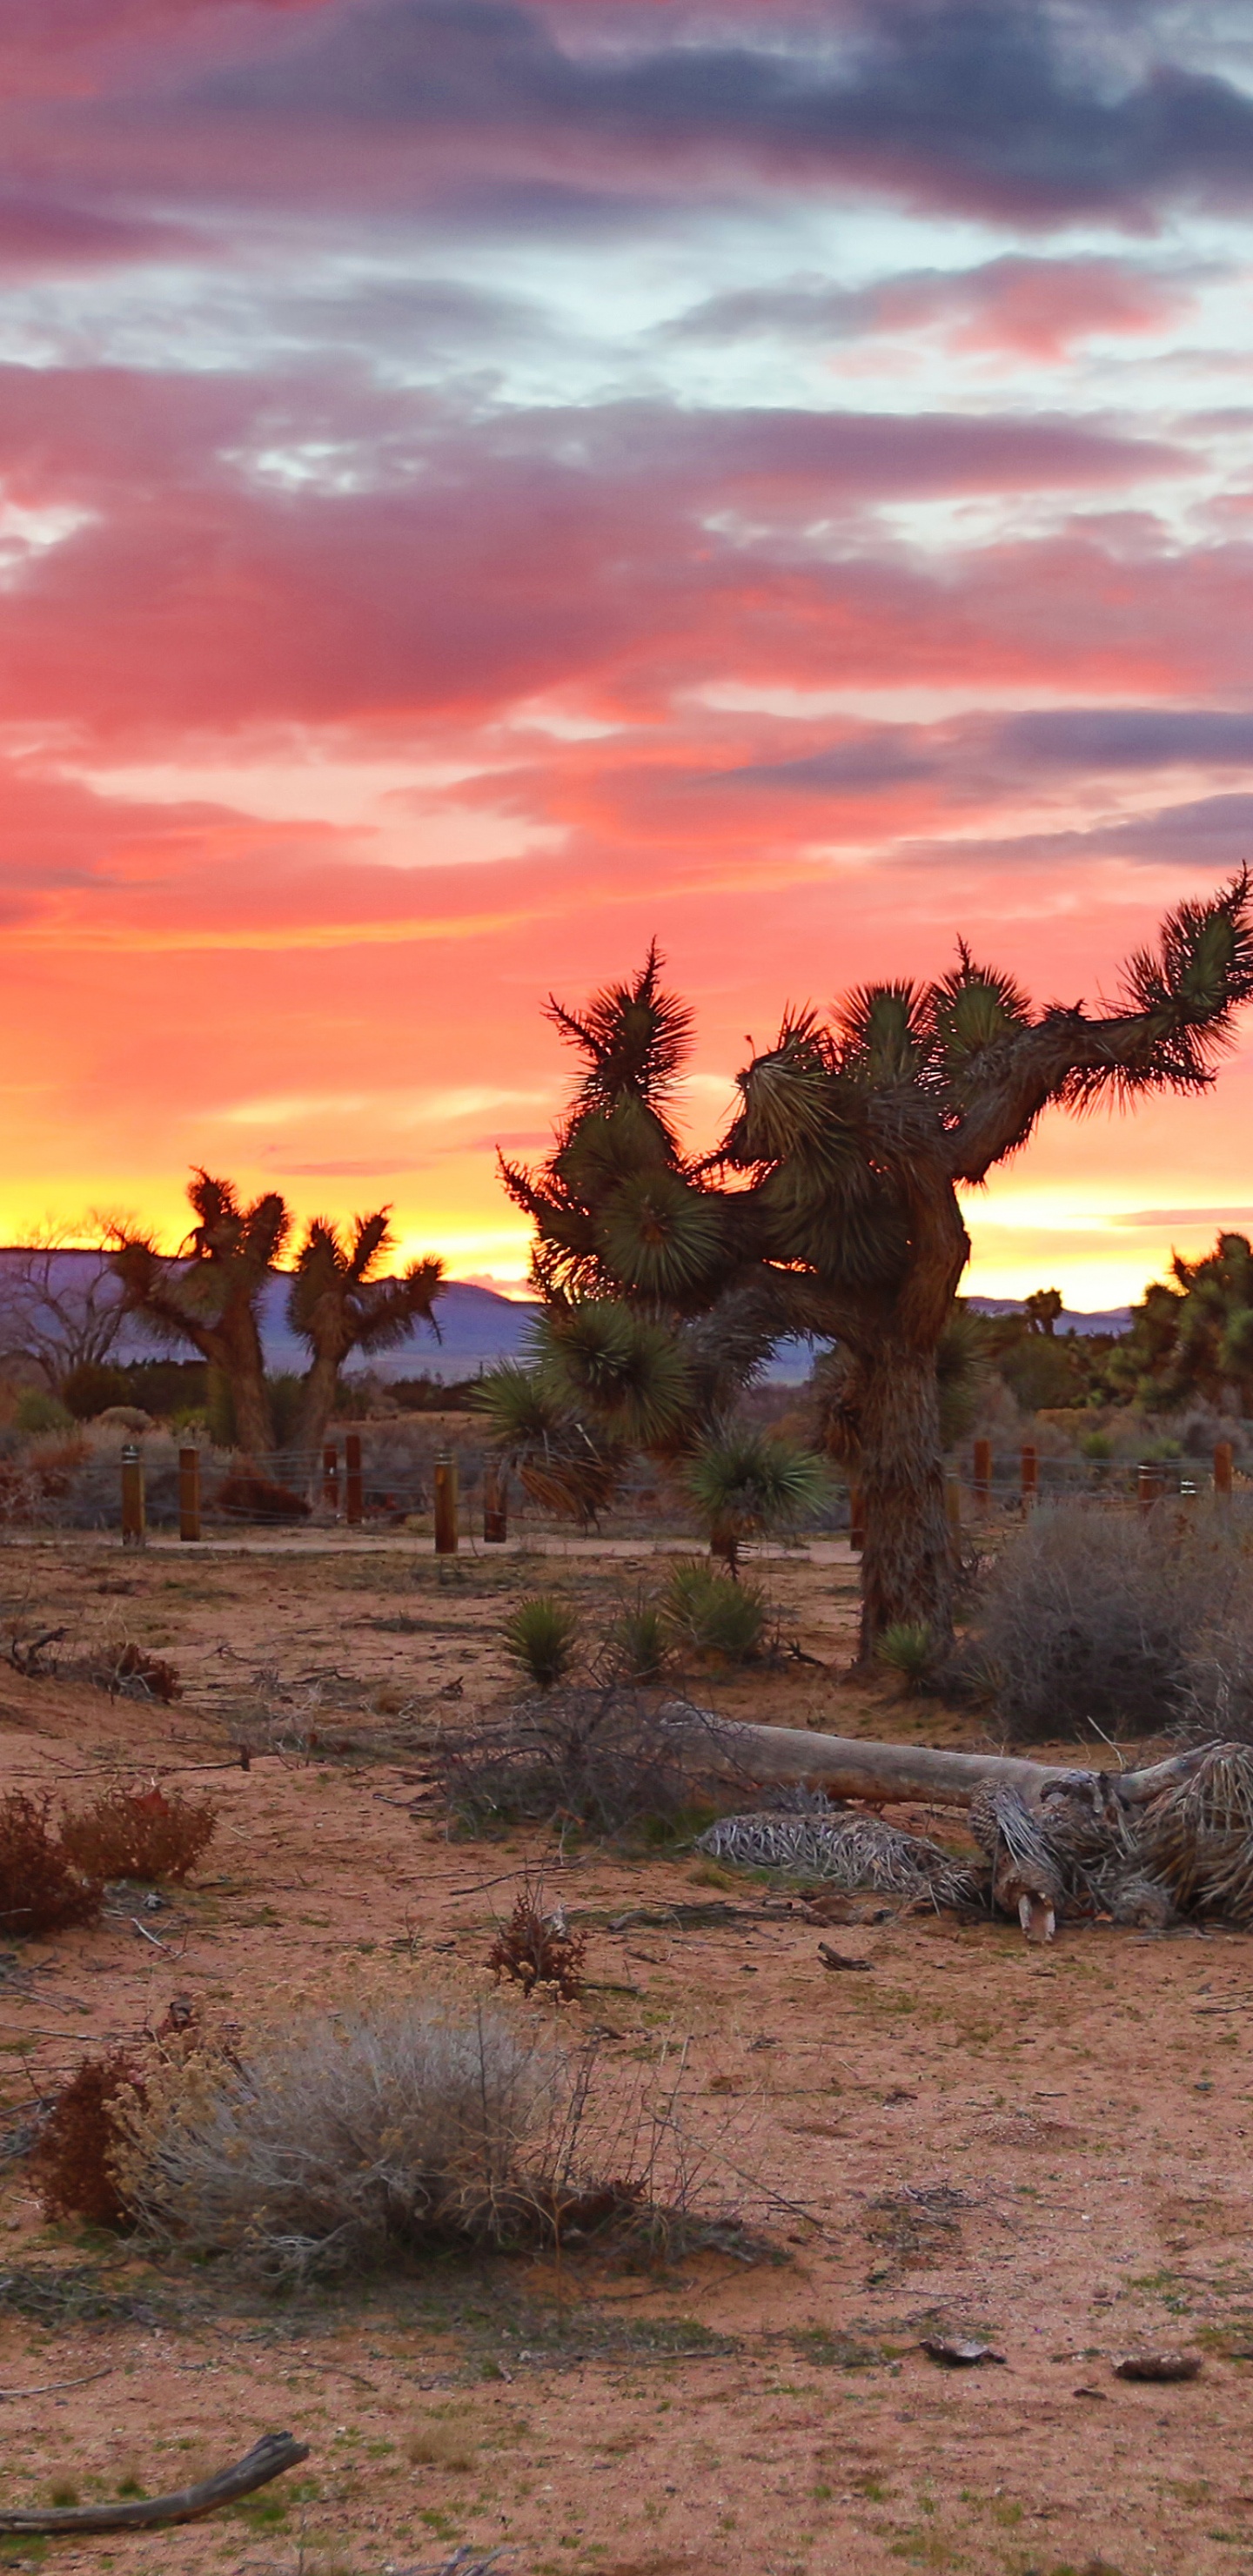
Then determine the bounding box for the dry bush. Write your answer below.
[488,1882,586,2000]
[113,2003,567,2274]
[84,1640,182,1703]
[112,2000,766,2279]
[439,1685,708,1838]
[29,2048,143,2227]
[60,1782,217,1884]
[0,1793,103,1937]
[405,2418,478,2472]
[978,1500,1253,1741]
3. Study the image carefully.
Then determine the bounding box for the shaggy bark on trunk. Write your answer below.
[857,1343,955,1654]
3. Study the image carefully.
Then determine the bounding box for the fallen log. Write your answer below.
[0,2432,309,2535]
[661,1704,1209,1812]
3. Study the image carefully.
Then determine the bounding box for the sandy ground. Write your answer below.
[0,1533,1250,2576]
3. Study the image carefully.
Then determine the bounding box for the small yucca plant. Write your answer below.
[874,1621,934,1692]
[502,1595,581,1690]
[664,1562,770,1663]
[608,1593,671,1684]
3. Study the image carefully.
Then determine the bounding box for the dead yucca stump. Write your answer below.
[489,1885,586,2001]
[29,2048,143,2229]
[1138,1742,1253,1924]
[0,1793,103,1938]
[60,1783,218,1886]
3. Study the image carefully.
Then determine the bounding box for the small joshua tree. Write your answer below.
[111,1171,290,1457]
[287,1211,444,1465]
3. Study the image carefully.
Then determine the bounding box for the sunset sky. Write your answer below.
[5,1,1253,1306]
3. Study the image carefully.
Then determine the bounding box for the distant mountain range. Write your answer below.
[965,1297,1133,1338]
[0,1251,1134,1385]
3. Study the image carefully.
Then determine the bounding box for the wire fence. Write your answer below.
[4,1421,1251,1548]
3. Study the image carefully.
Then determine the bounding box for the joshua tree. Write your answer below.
[287,1213,444,1464]
[1121,1231,1253,1416]
[111,1172,290,1457]
[502,883,1253,1658]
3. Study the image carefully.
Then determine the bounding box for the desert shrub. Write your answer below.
[0,1794,103,1937]
[607,1593,671,1684]
[29,2049,142,2227]
[874,1621,935,1690]
[112,1998,764,2278]
[62,1363,132,1421]
[14,1390,73,1436]
[488,1882,586,2000]
[501,1595,581,1689]
[663,1561,770,1662]
[215,1470,311,1522]
[439,1685,701,1837]
[82,1640,183,1704]
[1176,1600,1253,1745]
[979,1500,1252,1741]
[60,1783,216,1884]
[114,2003,569,2274]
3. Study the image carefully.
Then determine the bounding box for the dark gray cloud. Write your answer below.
[171,0,1253,230]
[999,708,1253,768]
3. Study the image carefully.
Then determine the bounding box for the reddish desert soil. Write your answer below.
[0,1533,1250,2576]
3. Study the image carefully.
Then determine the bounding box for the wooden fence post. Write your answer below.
[322,1444,338,1513]
[483,1462,507,1545]
[178,1446,201,1543]
[345,1433,364,1528]
[1021,1443,1038,1506]
[1137,1461,1166,1515]
[120,1443,145,1549]
[973,1437,992,1512]
[434,1452,459,1555]
[848,1486,864,1553]
[1215,1439,1234,1501]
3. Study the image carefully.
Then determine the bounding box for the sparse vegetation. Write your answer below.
[663,1560,771,1662]
[28,2047,143,2228]
[0,1793,103,1938]
[874,1620,935,1690]
[488,1881,587,2000]
[977,1499,1250,1740]
[439,1685,702,1837]
[59,1781,217,1883]
[501,1594,582,1689]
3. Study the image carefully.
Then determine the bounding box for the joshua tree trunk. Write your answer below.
[856,1339,953,1661]
[295,1342,342,1475]
[214,1312,273,1458]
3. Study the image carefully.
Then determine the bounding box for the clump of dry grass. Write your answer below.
[60,1781,216,1883]
[404,2417,478,2472]
[0,1792,103,1937]
[112,2002,568,2275]
[109,1998,773,2280]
